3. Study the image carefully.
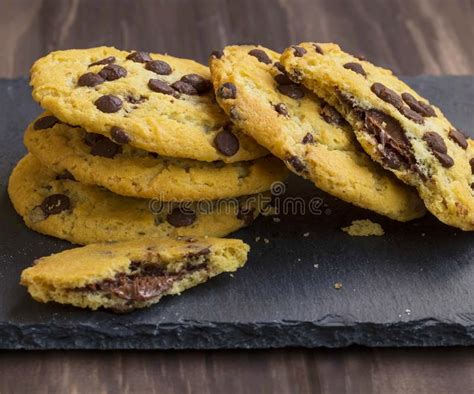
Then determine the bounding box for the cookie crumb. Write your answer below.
[273,217,281,223]
[334,282,343,290]
[303,232,310,237]
[255,236,261,242]
[342,220,384,236]
[263,238,270,244]
[313,264,319,268]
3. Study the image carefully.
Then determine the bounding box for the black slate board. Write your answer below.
[0,77,473,349]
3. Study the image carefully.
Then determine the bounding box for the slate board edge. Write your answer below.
[1,76,473,350]
[1,320,473,349]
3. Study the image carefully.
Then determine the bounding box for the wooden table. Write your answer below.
[1,1,473,392]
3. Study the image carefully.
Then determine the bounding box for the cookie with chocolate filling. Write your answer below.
[209,45,425,222]
[281,42,474,230]
[8,154,269,245]
[25,113,288,200]
[21,236,249,312]
[30,47,267,162]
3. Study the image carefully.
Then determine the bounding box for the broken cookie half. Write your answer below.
[21,236,249,312]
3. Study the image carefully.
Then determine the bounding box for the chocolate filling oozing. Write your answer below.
[336,90,420,174]
[364,109,418,171]
[78,253,210,306]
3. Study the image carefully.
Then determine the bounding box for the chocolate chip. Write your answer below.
[398,106,424,124]
[343,62,367,77]
[423,131,454,167]
[364,109,416,170]
[274,73,293,85]
[274,62,286,72]
[210,50,224,59]
[98,64,127,81]
[145,60,172,75]
[84,132,104,147]
[111,127,131,144]
[55,171,75,181]
[423,131,447,153]
[166,208,196,227]
[313,44,324,55]
[248,49,272,64]
[371,83,403,109]
[286,155,306,173]
[320,103,345,125]
[302,133,314,144]
[354,54,366,61]
[90,137,122,158]
[89,56,116,67]
[148,79,174,95]
[401,92,436,117]
[371,83,424,123]
[217,83,237,99]
[180,74,212,94]
[448,129,468,149]
[274,103,289,116]
[470,158,474,174]
[34,115,59,130]
[214,129,240,156]
[237,206,255,226]
[126,51,152,63]
[171,81,198,95]
[41,194,70,215]
[433,151,454,168]
[292,46,307,57]
[277,84,304,99]
[94,95,122,113]
[77,72,105,87]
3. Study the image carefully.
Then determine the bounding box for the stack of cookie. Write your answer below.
[12,43,474,312]
[209,44,474,231]
[8,47,289,245]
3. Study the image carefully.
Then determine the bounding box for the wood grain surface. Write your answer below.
[1,347,473,394]
[1,0,473,393]
[1,0,473,78]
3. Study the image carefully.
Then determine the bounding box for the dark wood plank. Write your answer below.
[1,0,473,77]
[1,348,473,394]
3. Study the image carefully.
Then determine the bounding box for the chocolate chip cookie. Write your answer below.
[25,113,288,200]
[209,45,425,222]
[21,235,248,312]
[8,155,269,245]
[281,43,474,230]
[30,47,267,162]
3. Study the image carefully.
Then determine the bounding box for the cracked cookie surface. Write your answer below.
[30,47,267,162]
[21,236,249,312]
[281,42,473,230]
[25,113,288,200]
[209,45,425,222]
[8,154,268,245]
